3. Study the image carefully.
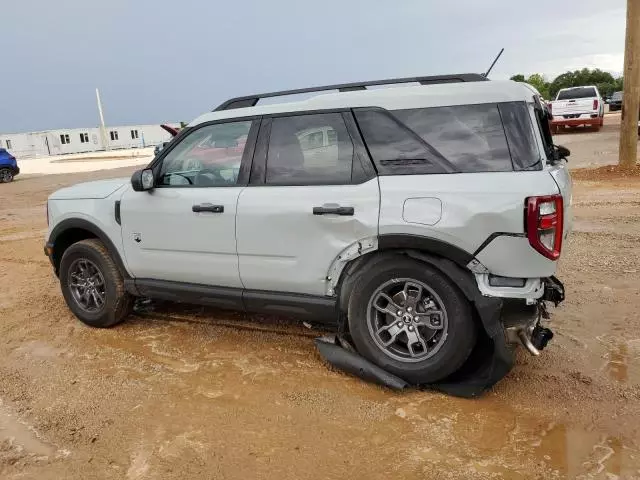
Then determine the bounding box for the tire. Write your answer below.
[0,168,13,183]
[347,256,477,384]
[59,239,132,328]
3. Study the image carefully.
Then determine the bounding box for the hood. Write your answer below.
[49,178,128,200]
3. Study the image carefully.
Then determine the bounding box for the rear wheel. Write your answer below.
[59,239,132,328]
[347,256,477,384]
[0,168,13,183]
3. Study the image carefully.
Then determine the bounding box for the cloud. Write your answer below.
[0,0,628,132]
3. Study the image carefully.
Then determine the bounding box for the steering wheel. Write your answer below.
[195,168,231,186]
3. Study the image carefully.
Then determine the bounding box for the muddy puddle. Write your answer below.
[1,166,640,478]
[36,301,635,479]
[0,400,58,459]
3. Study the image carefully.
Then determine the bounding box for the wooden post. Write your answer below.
[619,0,640,169]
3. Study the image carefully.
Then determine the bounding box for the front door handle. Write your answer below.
[312,206,354,216]
[192,203,224,213]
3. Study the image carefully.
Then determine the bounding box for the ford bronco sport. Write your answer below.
[44,74,571,383]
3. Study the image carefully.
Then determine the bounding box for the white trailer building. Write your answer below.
[0,124,178,158]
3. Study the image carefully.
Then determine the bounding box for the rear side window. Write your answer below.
[556,87,597,100]
[392,104,513,172]
[265,113,353,185]
[353,109,455,175]
[498,102,542,170]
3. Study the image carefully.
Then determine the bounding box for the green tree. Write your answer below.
[526,74,550,99]
[510,73,550,99]
[511,68,623,99]
[547,68,621,98]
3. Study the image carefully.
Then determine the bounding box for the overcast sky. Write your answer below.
[0,0,626,133]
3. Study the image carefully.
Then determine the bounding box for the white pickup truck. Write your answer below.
[549,86,604,132]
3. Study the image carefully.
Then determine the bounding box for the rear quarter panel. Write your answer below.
[378,171,562,277]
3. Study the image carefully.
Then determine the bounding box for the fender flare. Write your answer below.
[377,234,476,268]
[48,218,130,278]
[332,234,487,308]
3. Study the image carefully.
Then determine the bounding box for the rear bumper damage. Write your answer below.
[502,276,564,356]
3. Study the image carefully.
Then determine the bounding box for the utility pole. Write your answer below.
[96,88,109,151]
[619,0,640,169]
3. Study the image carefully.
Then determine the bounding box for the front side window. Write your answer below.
[265,113,353,185]
[159,120,252,187]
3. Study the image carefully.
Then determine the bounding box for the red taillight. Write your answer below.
[526,195,563,260]
[593,99,598,110]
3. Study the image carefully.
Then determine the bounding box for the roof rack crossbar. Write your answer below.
[213,73,488,111]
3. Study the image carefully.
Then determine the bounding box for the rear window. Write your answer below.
[612,91,623,101]
[556,87,597,100]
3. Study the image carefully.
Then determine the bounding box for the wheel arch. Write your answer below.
[335,234,485,315]
[48,219,129,278]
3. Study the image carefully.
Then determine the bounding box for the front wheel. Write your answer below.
[59,239,132,327]
[0,168,14,183]
[347,256,477,384]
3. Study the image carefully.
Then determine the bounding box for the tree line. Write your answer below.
[510,68,624,100]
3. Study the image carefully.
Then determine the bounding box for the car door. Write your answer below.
[236,111,380,296]
[120,118,259,288]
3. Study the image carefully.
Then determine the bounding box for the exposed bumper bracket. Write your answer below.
[543,276,565,306]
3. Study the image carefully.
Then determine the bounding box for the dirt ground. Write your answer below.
[554,112,633,169]
[1,117,639,479]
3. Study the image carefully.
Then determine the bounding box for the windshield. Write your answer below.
[612,91,623,101]
[557,87,597,100]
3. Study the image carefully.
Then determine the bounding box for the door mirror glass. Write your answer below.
[131,168,155,191]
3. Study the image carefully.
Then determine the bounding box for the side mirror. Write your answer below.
[555,145,570,159]
[131,168,155,191]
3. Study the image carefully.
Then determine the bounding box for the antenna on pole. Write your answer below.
[96,88,109,151]
[483,48,504,78]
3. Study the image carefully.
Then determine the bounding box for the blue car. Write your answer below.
[0,148,19,183]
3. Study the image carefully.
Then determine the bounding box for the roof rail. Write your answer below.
[213,73,488,111]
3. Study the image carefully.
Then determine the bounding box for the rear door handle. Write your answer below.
[312,206,354,216]
[192,203,224,213]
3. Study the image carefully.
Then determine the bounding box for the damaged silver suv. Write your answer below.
[44,74,570,385]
